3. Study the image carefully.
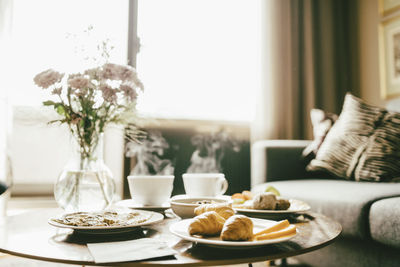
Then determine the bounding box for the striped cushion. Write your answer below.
[302,108,338,160]
[307,93,400,182]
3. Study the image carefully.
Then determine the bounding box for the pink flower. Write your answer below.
[133,79,144,91]
[118,65,136,81]
[100,83,117,103]
[100,63,120,80]
[100,63,143,90]
[33,69,64,89]
[84,67,101,79]
[68,75,91,89]
[51,87,62,95]
[120,84,137,101]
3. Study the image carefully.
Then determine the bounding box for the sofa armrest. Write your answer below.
[251,140,312,187]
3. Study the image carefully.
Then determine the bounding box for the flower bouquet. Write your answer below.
[34,63,143,212]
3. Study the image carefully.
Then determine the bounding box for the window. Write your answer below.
[5,0,129,194]
[8,0,129,105]
[136,0,260,122]
[3,0,260,194]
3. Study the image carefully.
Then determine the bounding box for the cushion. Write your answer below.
[369,197,400,249]
[307,93,400,182]
[252,180,400,240]
[302,109,338,161]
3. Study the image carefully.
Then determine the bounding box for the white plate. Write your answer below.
[115,199,171,211]
[233,199,310,219]
[169,218,297,248]
[170,194,231,201]
[48,209,164,234]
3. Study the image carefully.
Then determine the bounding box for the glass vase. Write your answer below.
[54,133,115,212]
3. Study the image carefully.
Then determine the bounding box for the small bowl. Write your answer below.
[169,196,230,218]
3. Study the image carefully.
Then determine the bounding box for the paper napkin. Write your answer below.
[87,238,176,263]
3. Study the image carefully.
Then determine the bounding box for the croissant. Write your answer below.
[194,203,235,219]
[220,215,253,241]
[188,211,226,236]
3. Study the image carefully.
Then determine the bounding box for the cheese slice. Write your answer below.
[255,224,296,240]
[253,219,290,237]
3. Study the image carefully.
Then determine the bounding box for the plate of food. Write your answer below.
[48,209,164,234]
[169,202,297,248]
[231,188,310,219]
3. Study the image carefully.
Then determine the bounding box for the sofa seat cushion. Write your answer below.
[252,179,400,240]
[369,197,400,248]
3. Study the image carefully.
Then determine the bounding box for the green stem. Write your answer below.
[94,171,111,207]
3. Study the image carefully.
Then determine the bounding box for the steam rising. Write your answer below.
[186,130,240,173]
[126,131,174,175]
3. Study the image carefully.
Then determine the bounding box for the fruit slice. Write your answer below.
[253,219,290,237]
[255,224,296,240]
[265,185,280,196]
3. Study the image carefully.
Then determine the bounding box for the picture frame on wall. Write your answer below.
[380,0,400,17]
[379,15,400,99]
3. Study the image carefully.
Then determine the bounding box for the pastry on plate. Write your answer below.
[194,203,234,219]
[275,197,291,210]
[253,192,277,210]
[188,211,226,236]
[220,215,253,241]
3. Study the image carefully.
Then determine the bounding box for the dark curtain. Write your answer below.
[252,0,360,142]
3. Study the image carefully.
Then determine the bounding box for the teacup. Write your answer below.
[127,175,174,206]
[182,173,228,197]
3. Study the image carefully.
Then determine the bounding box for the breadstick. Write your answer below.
[253,219,290,237]
[255,224,296,240]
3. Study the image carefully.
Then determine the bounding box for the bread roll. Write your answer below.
[275,198,290,210]
[194,203,234,219]
[253,192,277,210]
[220,215,253,241]
[188,211,226,236]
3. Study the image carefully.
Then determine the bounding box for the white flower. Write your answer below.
[100,83,117,103]
[33,69,64,89]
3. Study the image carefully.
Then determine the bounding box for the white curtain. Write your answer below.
[0,0,13,98]
[252,0,315,143]
[0,0,13,206]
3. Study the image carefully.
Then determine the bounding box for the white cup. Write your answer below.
[127,175,174,206]
[182,173,228,197]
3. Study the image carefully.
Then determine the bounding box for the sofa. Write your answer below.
[251,139,400,267]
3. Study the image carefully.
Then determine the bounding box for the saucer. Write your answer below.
[115,199,171,212]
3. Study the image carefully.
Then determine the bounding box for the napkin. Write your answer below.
[87,238,176,263]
